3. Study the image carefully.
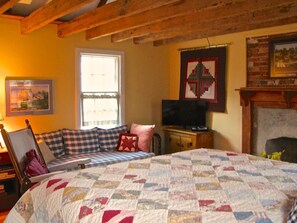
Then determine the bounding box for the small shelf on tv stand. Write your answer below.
[163,127,214,154]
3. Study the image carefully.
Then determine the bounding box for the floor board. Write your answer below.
[0,210,9,223]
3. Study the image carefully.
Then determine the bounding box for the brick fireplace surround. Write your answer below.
[237,87,297,154]
[237,32,297,155]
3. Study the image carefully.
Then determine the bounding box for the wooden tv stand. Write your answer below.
[163,127,213,154]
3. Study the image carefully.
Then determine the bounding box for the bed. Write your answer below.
[4,148,297,223]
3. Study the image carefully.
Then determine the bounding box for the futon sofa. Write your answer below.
[35,124,161,171]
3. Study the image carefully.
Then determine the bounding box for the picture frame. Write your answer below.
[269,36,297,78]
[5,79,53,116]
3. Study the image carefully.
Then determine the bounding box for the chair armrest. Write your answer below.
[48,158,91,172]
[151,133,161,155]
[29,170,65,183]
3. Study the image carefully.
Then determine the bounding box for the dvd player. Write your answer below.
[191,126,208,131]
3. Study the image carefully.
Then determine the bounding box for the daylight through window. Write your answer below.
[77,49,124,128]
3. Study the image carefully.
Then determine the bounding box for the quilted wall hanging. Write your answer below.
[179,47,227,112]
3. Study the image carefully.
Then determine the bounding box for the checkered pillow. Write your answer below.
[287,198,297,223]
[35,130,65,158]
[97,125,128,151]
[62,128,100,155]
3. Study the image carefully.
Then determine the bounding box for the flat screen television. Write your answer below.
[162,100,208,129]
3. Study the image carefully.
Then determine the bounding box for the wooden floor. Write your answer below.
[0,210,9,223]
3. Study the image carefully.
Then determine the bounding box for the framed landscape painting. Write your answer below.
[269,36,297,78]
[6,79,53,116]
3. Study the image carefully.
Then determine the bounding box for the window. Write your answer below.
[76,49,125,128]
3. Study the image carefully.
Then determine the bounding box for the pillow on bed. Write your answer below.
[35,130,65,158]
[117,133,139,152]
[38,140,56,164]
[287,198,297,223]
[62,128,100,155]
[97,125,128,151]
[24,149,49,178]
[130,123,155,152]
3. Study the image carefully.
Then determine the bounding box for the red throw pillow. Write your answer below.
[130,123,155,152]
[24,149,49,178]
[117,133,139,152]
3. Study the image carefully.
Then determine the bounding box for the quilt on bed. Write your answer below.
[5,149,297,223]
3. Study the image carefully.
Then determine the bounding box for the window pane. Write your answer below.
[81,55,118,92]
[77,49,124,129]
[81,97,118,127]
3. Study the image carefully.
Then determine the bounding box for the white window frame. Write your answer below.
[75,48,125,129]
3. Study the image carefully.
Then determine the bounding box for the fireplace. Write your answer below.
[265,137,297,163]
[253,107,297,156]
[237,87,297,155]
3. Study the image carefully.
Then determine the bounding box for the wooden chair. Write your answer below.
[0,120,90,194]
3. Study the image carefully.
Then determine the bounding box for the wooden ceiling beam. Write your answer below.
[112,0,297,43]
[133,2,297,44]
[154,17,297,46]
[0,0,19,14]
[86,0,239,40]
[0,0,8,6]
[21,0,97,35]
[97,0,107,7]
[58,0,181,38]
[153,6,297,46]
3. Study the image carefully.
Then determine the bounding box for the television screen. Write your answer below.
[162,100,180,126]
[162,100,208,128]
[179,100,208,128]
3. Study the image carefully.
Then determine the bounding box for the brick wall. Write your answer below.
[246,32,297,87]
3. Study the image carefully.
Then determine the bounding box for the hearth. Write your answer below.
[265,137,297,163]
[237,87,297,155]
[252,107,297,156]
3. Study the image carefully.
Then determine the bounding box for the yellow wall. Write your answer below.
[168,23,297,152]
[0,18,169,133]
[1,17,296,153]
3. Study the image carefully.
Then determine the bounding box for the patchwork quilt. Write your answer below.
[5,149,297,223]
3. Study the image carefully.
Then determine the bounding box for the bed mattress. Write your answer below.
[5,149,297,222]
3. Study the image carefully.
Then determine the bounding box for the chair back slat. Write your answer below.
[1,119,90,194]
[6,129,37,172]
[0,120,44,193]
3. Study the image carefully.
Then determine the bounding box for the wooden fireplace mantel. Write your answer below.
[236,87,297,154]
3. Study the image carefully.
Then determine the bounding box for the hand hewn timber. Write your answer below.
[58,0,181,38]
[0,0,19,14]
[2,0,297,46]
[97,0,107,7]
[112,0,297,43]
[21,0,97,35]
[153,13,297,46]
[86,0,239,40]
[135,2,297,44]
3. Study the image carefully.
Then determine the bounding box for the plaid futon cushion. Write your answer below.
[62,128,100,155]
[35,130,65,158]
[97,125,128,151]
[287,198,297,223]
[47,151,155,169]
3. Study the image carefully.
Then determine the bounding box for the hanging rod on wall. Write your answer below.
[178,43,231,52]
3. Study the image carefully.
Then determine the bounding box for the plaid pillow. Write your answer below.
[62,128,100,155]
[35,130,65,158]
[287,198,297,223]
[97,125,128,151]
